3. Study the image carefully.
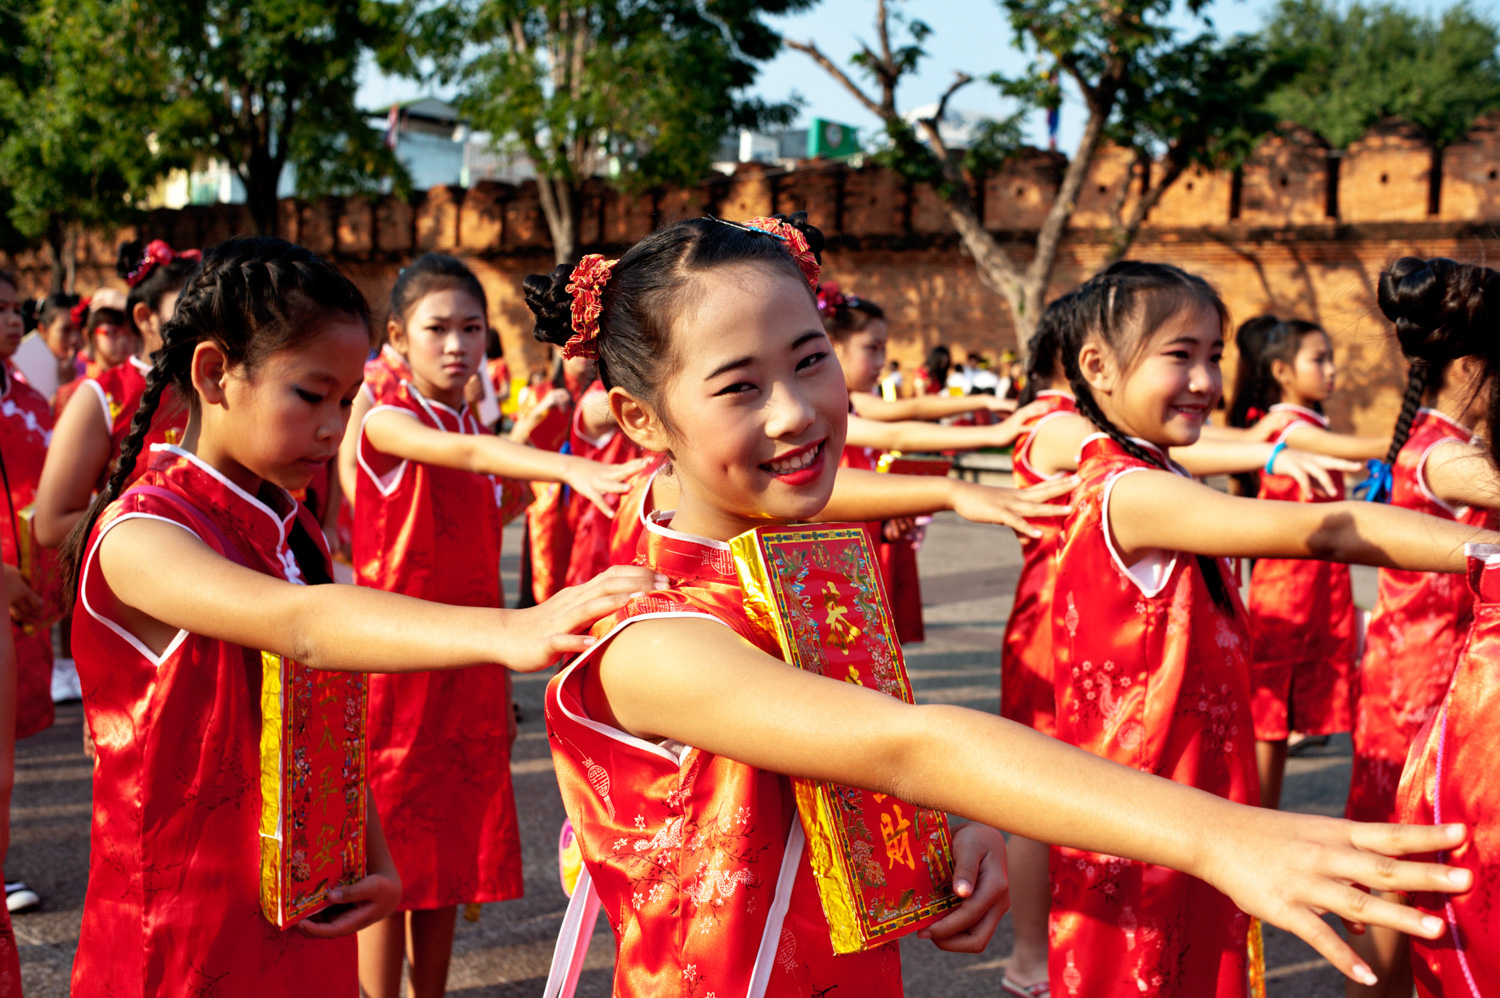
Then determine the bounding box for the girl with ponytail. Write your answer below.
[31,238,201,549]
[988,260,1499,996]
[62,237,662,997]
[1346,256,1500,998]
[529,218,1479,998]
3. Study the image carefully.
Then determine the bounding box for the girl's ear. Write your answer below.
[191,341,231,408]
[131,301,155,338]
[610,387,670,453]
[1270,357,1294,391]
[386,317,406,353]
[1078,339,1114,396]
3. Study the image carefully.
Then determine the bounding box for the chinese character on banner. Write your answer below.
[823,582,862,654]
[880,804,915,871]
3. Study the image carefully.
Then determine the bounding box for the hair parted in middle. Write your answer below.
[1061,259,1236,611]
[388,253,491,330]
[522,213,825,415]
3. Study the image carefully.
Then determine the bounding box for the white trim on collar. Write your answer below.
[128,355,152,376]
[151,444,295,545]
[643,508,732,550]
[1418,407,1477,440]
[1268,402,1330,429]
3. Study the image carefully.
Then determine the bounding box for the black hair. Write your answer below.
[1017,294,1076,407]
[1062,260,1237,612]
[388,253,490,331]
[1228,316,1327,428]
[85,306,129,337]
[1376,257,1500,471]
[116,239,198,339]
[524,213,824,418]
[818,286,885,342]
[38,293,79,329]
[924,345,951,387]
[63,236,372,602]
[0,269,17,293]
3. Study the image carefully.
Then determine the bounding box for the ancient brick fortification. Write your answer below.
[9,113,1500,436]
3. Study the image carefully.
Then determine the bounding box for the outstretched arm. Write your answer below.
[1107,468,1499,569]
[363,408,642,516]
[96,517,665,674]
[593,620,1469,985]
[845,401,1046,455]
[1405,438,1500,513]
[1279,423,1390,462]
[822,468,1074,539]
[850,391,1012,422]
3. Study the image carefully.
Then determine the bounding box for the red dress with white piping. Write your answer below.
[1246,404,1356,740]
[354,378,522,909]
[1049,434,1257,998]
[78,355,188,487]
[545,513,901,997]
[1348,409,1496,823]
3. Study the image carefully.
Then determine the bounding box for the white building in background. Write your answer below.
[147,98,532,209]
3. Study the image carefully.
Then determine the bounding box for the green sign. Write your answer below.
[808,118,860,159]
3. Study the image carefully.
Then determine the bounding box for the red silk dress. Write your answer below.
[523,388,577,604]
[79,355,189,487]
[1348,408,1495,823]
[563,382,643,589]
[360,345,410,407]
[1246,405,1356,741]
[608,458,666,568]
[999,390,1075,735]
[1397,542,1500,998]
[838,436,926,644]
[71,445,356,995]
[1,362,56,739]
[545,513,901,997]
[354,379,523,910]
[1049,435,1257,998]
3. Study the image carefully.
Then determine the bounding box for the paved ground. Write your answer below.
[9,512,1377,996]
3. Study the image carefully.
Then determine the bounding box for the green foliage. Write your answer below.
[1260,0,1500,147]
[396,0,811,194]
[0,0,178,243]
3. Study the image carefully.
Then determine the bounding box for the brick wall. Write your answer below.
[10,113,1500,437]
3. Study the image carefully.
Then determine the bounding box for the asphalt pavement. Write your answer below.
[9,512,1375,996]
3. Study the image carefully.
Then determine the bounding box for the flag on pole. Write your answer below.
[384,104,401,151]
[1046,68,1060,151]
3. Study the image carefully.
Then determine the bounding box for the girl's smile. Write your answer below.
[761,437,828,485]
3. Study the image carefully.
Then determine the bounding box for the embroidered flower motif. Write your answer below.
[564,254,618,360]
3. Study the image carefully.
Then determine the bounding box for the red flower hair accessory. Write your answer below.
[738,216,821,290]
[126,239,202,287]
[564,254,618,360]
[816,282,847,314]
[70,297,92,326]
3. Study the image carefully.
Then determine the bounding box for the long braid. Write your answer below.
[1382,363,1430,469]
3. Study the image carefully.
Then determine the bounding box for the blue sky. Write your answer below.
[357,0,1500,156]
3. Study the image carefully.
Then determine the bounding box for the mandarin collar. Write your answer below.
[642,509,737,586]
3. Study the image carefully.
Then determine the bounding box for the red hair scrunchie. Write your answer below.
[126,239,202,288]
[739,216,821,291]
[564,254,618,360]
[70,297,92,326]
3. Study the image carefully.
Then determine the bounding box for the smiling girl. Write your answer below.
[60,238,660,996]
[526,217,1480,998]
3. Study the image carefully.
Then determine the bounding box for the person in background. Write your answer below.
[880,358,904,401]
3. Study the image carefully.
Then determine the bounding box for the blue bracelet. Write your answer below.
[1265,441,1288,475]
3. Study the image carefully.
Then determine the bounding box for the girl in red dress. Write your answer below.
[352,254,643,998]
[1024,260,1499,998]
[1226,317,1388,810]
[53,299,137,416]
[528,216,1477,998]
[32,238,199,550]
[59,237,660,998]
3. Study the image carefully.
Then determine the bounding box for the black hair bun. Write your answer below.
[776,212,826,264]
[523,265,576,348]
[116,239,146,280]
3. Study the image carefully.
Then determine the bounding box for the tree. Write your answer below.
[395,0,813,265]
[150,0,409,236]
[789,0,1275,352]
[0,0,178,291]
[1259,0,1500,148]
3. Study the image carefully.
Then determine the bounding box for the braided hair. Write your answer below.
[1017,293,1077,407]
[1374,257,1499,472]
[62,236,372,602]
[1063,260,1238,612]
[523,213,825,422]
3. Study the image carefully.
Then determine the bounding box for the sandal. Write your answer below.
[1001,975,1050,998]
[5,881,40,914]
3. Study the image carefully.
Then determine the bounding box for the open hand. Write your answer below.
[983,395,1020,414]
[1248,410,1301,442]
[1270,449,1363,499]
[949,476,1077,539]
[919,822,1010,953]
[986,400,1055,449]
[566,456,653,518]
[295,870,403,939]
[505,565,669,671]
[1203,810,1471,987]
[3,565,41,624]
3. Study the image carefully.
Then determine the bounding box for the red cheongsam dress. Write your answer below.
[1049,434,1258,998]
[1,362,56,738]
[1397,542,1500,998]
[359,344,410,407]
[608,457,667,568]
[523,388,577,604]
[563,381,643,589]
[545,512,901,998]
[70,444,356,995]
[999,390,1075,735]
[838,433,926,644]
[1246,404,1356,741]
[354,379,523,909]
[1348,408,1495,823]
[78,355,189,487]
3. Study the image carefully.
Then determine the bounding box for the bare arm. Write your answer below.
[363,408,641,516]
[1422,440,1500,512]
[594,620,1468,983]
[96,517,663,674]
[1281,423,1390,462]
[1108,468,1499,568]
[850,392,1010,422]
[823,468,1074,539]
[33,387,113,547]
[845,402,1043,455]
[336,389,376,511]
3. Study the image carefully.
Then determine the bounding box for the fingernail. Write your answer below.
[328,889,343,902]
[581,636,597,647]
[916,930,930,939]
[1449,823,1467,837]
[1450,868,1470,885]
[1354,964,1377,986]
[954,879,972,897]
[1421,915,1444,934]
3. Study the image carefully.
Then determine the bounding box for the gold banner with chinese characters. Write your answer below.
[876,453,953,477]
[258,651,369,928]
[729,524,960,954]
[15,505,64,634]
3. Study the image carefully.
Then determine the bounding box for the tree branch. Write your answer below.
[785,39,888,121]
